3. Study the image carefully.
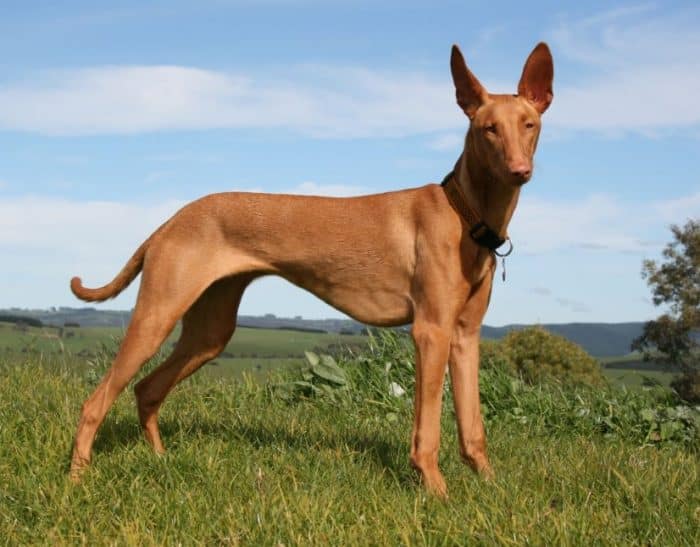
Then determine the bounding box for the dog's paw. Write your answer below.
[69,456,90,483]
[422,471,449,499]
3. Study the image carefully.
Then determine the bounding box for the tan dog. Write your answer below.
[69,43,553,496]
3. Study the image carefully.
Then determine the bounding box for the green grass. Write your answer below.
[601,352,677,388]
[603,368,674,388]
[1,346,698,545]
[0,321,367,382]
[205,357,304,380]
[0,321,366,356]
[2,320,686,388]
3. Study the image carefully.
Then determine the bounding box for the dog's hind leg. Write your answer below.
[134,275,249,454]
[70,301,182,478]
[69,249,237,479]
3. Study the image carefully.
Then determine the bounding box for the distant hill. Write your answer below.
[1,307,645,358]
[2,307,133,329]
[481,323,644,358]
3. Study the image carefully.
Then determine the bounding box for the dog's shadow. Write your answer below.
[93,415,417,488]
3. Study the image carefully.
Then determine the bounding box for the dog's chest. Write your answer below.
[466,247,496,286]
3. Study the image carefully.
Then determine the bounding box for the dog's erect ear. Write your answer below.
[518,42,554,114]
[450,44,488,119]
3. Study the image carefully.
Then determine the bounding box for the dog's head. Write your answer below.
[450,43,554,187]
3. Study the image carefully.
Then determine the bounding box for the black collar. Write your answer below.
[440,171,512,255]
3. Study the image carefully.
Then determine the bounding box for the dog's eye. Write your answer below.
[485,124,497,134]
[525,121,535,129]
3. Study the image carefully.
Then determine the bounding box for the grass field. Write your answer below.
[0,321,367,380]
[1,332,698,545]
[1,320,681,387]
[601,368,673,388]
[600,353,677,388]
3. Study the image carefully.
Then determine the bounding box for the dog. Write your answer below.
[69,43,553,497]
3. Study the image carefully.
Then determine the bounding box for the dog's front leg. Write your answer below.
[448,277,494,478]
[409,320,451,497]
[448,328,493,477]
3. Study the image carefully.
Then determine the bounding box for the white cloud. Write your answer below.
[0,65,457,138]
[551,64,700,132]
[2,5,698,139]
[0,66,311,135]
[653,191,700,224]
[549,5,700,133]
[0,194,185,257]
[511,189,699,254]
[0,195,186,309]
[513,194,642,253]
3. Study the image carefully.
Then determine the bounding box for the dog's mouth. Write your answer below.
[505,172,531,187]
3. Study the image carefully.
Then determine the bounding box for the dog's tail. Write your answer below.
[70,238,150,302]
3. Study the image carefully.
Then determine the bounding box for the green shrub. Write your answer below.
[501,326,605,386]
[276,329,415,420]
[671,369,700,404]
[479,339,515,374]
[277,329,699,448]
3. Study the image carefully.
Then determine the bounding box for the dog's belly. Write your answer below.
[318,287,413,327]
[279,271,413,327]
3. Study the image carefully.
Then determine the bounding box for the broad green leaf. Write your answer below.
[320,354,340,368]
[311,354,348,385]
[311,363,347,385]
[304,351,320,367]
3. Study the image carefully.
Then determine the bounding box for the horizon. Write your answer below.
[1,304,648,329]
[1,1,698,325]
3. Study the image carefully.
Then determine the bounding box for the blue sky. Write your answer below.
[1,1,698,325]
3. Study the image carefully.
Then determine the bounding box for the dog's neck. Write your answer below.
[453,133,522,239]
